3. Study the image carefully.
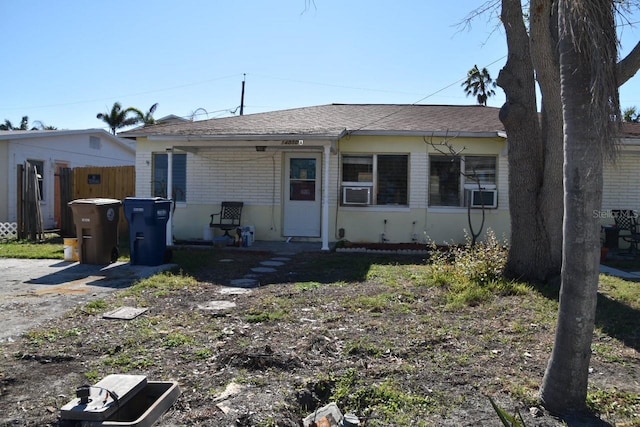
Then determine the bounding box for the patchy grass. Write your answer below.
[0,234,131,261]
[1,248,639,426]
[0,237,65,259]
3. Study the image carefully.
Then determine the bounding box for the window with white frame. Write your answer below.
[429,155,496,207]
[341,154,408,206]
[152,153,187,202]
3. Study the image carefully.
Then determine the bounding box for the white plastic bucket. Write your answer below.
[63,238,79,262]
[203,225,213,242]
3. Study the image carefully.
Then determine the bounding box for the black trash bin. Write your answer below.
[123,197,172,266]
[68,198,122,264]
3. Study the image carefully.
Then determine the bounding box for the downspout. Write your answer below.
[322,144,330,251]
[166,147,173,246]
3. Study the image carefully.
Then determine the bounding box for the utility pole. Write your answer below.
[240,74,246,116]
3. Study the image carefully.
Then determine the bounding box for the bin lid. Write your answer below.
[124,197,170,202]
[123,197,172,207]
[68,198,122,206]
[60,374,147,421]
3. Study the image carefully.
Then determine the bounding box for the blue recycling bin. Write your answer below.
[123,197,172,266]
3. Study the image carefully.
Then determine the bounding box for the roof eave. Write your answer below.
[349,130,506,138]
[144,130,348,142]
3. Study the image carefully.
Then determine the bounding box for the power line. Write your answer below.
[347,56,507,134]
[0,74,242,112]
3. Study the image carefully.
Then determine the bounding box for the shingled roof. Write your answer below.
[121,104,506,139]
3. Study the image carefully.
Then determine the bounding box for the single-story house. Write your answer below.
[121,104,509,249]
[0,129,135,230]
[120,103,640,250]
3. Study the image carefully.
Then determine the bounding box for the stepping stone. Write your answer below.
[197,300,237,311]
[261,260,284,267]
[219,259,234,263]
[275,251,296,256]
[272,257,291,262]
[230,278,260,288]
[219,287,252,295]
[103,307,148,320]
[251,267,277,273]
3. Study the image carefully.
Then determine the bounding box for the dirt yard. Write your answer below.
[0,249,638,426]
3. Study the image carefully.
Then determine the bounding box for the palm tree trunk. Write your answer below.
[540,0,606,414]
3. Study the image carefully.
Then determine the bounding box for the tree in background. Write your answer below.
[623,106,640,122]
[139,103,159,125]
[494,0,640,283]
[0,116,56,130]
[96,102,143,135]
[462,64,496,106]
[31,120,57,130]
[0,116,29,130]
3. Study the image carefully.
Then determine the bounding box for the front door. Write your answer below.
[283,153,321,237]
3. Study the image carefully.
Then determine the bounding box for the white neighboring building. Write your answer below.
[0,129,135,230]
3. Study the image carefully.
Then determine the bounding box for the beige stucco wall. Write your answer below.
[334,134,509,244]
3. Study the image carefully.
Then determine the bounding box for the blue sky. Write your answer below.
[1,1,640,131]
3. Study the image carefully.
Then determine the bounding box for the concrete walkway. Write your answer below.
[0,259,176,342]
[599,264,640,281]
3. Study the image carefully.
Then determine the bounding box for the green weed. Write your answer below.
[83,299,107,315]
[295,282,322,291]
[120,272,199,298]
[426,230,529,308]
[194,348,213,360]
[489,396,527,426]
[330,369,436,424]
[24,329,63,346]
[587,387,640,420]
[84,370,101,383]
[163,333,194,348]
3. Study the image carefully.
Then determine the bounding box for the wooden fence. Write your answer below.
[63,166,136,238]
[17,162,45,241]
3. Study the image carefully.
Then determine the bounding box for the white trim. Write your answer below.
[0,129,135,154]
[340,206,411,213]
[322,145,330,251]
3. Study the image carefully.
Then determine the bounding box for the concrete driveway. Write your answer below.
[0,258,175,343]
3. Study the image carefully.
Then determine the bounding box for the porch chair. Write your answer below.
[611,209,640,254]
[209,202,243,237]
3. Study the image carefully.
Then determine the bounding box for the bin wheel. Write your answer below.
[164,249,173,264]
[111,247,119,263]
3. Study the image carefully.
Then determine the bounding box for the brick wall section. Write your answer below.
[193,150,283,205]
[603,151,640,211]
[135,152,153,198]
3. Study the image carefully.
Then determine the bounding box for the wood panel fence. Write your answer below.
[63,166,136,238]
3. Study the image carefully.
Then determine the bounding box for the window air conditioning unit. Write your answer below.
[465,188,498,209]
[343,186,372,205]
